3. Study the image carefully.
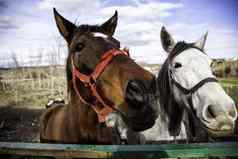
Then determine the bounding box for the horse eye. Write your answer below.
[174,62,182,68]
[76,43,84,51]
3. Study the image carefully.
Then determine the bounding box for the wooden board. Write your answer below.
[0,142,238,158]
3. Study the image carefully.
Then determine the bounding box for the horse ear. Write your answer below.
[53,8,76,44]
[160,26,175,53]
[100,11,118,36]
[194,31,208,51]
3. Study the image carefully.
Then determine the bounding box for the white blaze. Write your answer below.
[92,32,108,39]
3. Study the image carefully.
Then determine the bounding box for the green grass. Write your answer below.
[219,78,238,104]
[223,86,238,104]
[219,78,238,86]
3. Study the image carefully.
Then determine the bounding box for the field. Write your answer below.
[0,66,67,142]
[0,65,238,143]
[0,66,67,108]
[0,65,237,108]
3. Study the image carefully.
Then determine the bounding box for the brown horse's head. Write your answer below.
[53,9,158,132]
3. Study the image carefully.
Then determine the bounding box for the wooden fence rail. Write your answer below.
[0,142,238,158]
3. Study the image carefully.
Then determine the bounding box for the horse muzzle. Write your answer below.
[124,79,158,131]
[202,113,236,137]
[125,107,157,132]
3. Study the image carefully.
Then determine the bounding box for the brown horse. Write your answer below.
[40,8,158,144]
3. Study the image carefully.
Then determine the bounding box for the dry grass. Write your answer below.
[0,66,67,108]
[0,63,238,108]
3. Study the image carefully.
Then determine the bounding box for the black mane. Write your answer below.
[157,41,200,136]
[168,41,203,60]
[74,24,102,34]
[158,41,194,111]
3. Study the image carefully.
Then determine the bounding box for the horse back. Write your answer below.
[40,104,67,142]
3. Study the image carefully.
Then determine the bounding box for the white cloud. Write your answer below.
[0,0,237,67]
[0,15,19,33]
[38,0,101,12]
[164,22,238,59]
[101,2,183,19]
[38,0,102,20]
[1,0,183,66]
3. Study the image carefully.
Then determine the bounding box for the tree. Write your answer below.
[11,51,20,68]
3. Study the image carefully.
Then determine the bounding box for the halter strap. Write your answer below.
[169,71,218,139]
[168,42,218,96]
[170,73,218,95]
[71,48,130,123]
[167,42,219,137]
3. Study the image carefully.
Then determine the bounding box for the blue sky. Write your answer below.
[0,0,237,67]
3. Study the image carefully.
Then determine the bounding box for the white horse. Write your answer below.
[143,26,238,142]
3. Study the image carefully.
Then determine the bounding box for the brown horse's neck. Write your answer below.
[67,60,98,123]
[67,93,115,144]
[68,82,99,126]
[65,61,114,144]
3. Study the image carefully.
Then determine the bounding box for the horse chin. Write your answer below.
[124,112,157,132]
[201,120,235,137]
[126,118,155,132]
[118,101,158,132]
[206,127,235,137]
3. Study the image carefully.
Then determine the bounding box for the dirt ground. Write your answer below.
[1,105,238,143]
[0,105,44,143]
[1,105,238,159]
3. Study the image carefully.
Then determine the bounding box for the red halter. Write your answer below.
[71,48,130,123]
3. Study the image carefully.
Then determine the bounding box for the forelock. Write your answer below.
[74,25,102,34]
[168,41,205,62]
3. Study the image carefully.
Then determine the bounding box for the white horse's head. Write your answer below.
[159,26,237,137]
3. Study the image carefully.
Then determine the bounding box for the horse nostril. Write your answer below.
[204,105,217,120]
[229,110,236,119]
[125,80,145,108]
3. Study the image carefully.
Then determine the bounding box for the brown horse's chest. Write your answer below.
[64,102,113,144]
